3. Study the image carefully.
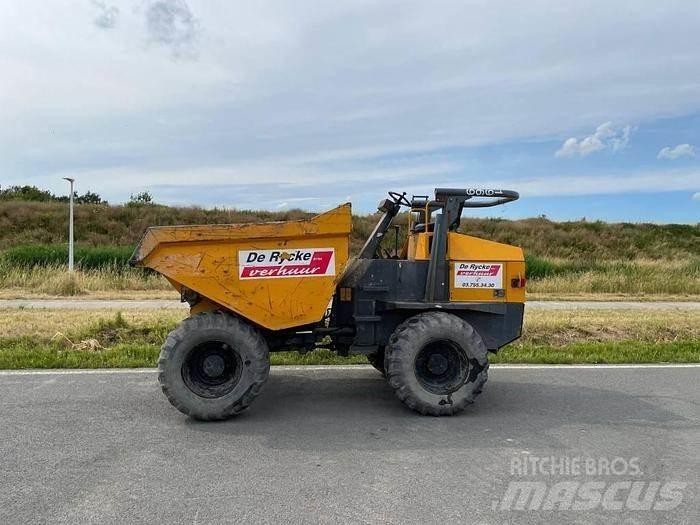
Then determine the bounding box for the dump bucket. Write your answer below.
[131,204,352,330]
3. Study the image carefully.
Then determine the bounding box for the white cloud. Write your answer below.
[658,144,696,160]
[555,122,632,158]
[144,0,200,57]
[692,192,700,201]
[2,1,700,214]
[91,1,119,30]
[30,157,461,203]
[401,170,700,198]
[34,161,700,206]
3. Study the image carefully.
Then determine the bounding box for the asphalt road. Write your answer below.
[1,299,698,310]
[0,365,698,524]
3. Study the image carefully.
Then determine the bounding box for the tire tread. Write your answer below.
[385,311,489,416]
[158,311,269,420]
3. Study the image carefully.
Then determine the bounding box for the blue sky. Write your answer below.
[1,1,699,222]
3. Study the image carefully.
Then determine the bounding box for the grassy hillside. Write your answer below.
[0,201,313,250]
[0,201,697,298]
[1,200,698,260]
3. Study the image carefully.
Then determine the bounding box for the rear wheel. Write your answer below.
[158,311,269,420]
[385,312,488,416]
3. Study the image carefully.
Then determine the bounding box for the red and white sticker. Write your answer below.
[454,262,503,289]
[238,248,335,279]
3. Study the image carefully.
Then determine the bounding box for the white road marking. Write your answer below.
[0,363,698,376]
[0,368,158,376]
[490,363,700,369]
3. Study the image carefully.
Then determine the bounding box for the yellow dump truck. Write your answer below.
[131,188,525,419]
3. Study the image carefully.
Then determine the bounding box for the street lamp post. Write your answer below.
[63,178,75,272]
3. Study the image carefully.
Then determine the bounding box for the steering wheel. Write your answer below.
[388,191,412,207]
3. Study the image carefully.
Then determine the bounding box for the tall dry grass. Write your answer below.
[0,262,170,296]
[0,258,697,297]
[527,259,700,295]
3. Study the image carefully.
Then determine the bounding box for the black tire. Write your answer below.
[385,312,489,416]
[367,346,386,376]
[158,311,270,420]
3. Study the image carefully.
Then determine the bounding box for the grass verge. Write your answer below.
[0,340,696,369]
[491,341,699,364]
[0,308,697,368]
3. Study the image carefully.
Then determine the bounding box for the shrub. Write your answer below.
[524,254,557,279]
[0,185,106,204]
[54,272,84,296]
[0,185,57,202]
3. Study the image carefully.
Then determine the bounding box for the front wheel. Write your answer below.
[385,312,489,416]
[158,311,270,420]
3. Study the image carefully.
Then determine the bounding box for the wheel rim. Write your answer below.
[182,341,242,398]
[414,340,469,395]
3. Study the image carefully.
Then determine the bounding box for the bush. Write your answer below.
[525,254,605,280]
[3,244,134,270]
[0,185,57,202]
[525,254,558,279]
[0,185,106,204]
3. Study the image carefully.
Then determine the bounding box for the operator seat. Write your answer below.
[411,222,435,234]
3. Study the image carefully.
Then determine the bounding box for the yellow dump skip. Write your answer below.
[131,204,352,330]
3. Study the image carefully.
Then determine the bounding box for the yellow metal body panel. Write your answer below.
[406,233,431,261]
[447,232,526,303]
[132,204,352,330]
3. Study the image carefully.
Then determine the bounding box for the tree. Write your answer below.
[0,185,107,204]
[129,191,154,205]
[0,185,56,202]
[76,191,107,205]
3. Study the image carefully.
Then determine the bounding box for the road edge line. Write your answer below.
[1,363,699,375]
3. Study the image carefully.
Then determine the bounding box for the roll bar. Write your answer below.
[359,187,521,302]
[358,187,519,260]
[412,188,519,209]
[434,188,519,207]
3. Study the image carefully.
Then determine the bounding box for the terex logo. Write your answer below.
[238,248,335,279]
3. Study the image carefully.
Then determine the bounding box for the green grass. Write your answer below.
[271,350,368,365]
[0,340,161,369]
[524,254,604,279]
[491,341,700,364]
[2,244,134,269]
[1,308,697,368]
[0,340,696,369]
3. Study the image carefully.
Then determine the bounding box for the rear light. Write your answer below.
[511,277,527,288]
